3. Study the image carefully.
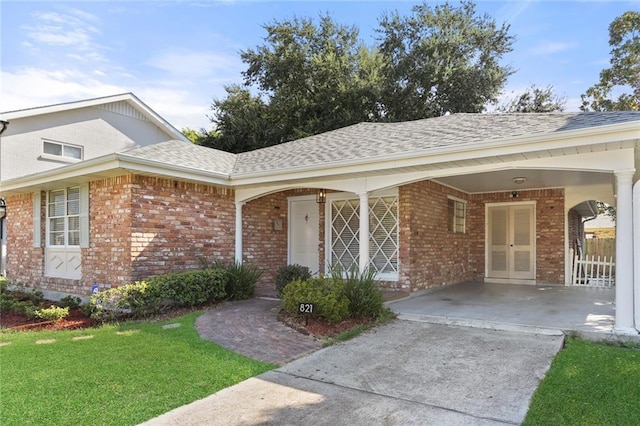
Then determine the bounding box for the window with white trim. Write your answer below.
[329,192,399,278]
[43,140,83,160]
[448,197,466,234]
[47,187,80,246]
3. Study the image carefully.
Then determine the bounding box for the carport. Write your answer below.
[388,281,615,335]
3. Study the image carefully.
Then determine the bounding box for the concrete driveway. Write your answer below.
[141,321,563,425]
[389,281,615,335]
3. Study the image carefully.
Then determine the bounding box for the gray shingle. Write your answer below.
[118,112,640,178]
[233,112,640,175]
[120,140,236,175]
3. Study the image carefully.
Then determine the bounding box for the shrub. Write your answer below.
[275,264,312,296]
[88,269,229,320]
[89,281,162,320]
[35,305,69,322]
[216,261,262,301]
[330,265,384,319]
[282,277,349,323]
[59,295,82,309]
[147,268,226,307]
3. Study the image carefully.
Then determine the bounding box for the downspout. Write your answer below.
[0,120,8,136]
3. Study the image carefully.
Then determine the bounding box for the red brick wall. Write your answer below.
[5,193,44,288]
[128,176,236,281]
[567,208,583,254]
[468,188,565,284]
[398,181,474,292]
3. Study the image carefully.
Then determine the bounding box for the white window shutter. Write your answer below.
[79,184,89,248]
[33,191,41,247]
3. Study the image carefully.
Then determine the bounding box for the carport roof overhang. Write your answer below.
[229,122,640,187]
[0,120,638,196]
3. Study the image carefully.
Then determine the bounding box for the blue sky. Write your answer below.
[0,1,637,130]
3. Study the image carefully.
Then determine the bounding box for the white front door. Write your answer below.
[487,203,535,281]
[289,197,319,274]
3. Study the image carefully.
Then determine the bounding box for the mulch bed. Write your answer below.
[0,306,98,332]
[278,309,376,339]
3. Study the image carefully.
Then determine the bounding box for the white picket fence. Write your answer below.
[570,248,615,288]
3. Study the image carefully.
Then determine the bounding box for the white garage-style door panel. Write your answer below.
[288,197,320,274]
[487,203,536,282]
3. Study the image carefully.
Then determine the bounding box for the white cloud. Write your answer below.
[147,51,243,80]
[530,41,578,55]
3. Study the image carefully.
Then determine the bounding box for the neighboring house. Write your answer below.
[1,94,640,333]
[585,214,616,239]
[0,93,190,278]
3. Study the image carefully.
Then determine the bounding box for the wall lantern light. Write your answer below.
[0,198,6,219]
[513,177,527,185]
[316,189,326,204]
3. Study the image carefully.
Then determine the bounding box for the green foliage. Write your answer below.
[497,84,566,113]
[59,295,82,309]
[524,338,640,424]
[210,1,514,153]
[581,11,640,111]
[0,286,41,319]
[88,269,229,320]
[89,282,162,320]
[275,264,312,296]
[282,278,349,323]
[34,305,69,322]
[214,260,262,301]
[329,265,384,318]
[147,269,227,307]
[377,1,515,121]
[0,312,274,425]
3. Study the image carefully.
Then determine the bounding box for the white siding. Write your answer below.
[0,102,176,181]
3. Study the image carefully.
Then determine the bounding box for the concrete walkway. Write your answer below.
[196,298,322,365]
[143,320,564,425]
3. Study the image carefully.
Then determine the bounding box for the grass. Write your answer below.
[524,337,640,425]
[0,311,275,425]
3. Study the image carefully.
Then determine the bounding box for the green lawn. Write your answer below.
[524,337,640,425]
[0,311,275,425]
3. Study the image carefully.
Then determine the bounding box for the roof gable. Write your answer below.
[0,93,189,143]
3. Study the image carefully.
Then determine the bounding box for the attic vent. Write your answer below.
[98,101,149,122]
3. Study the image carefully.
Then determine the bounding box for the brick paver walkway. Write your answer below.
[195,298,323,366]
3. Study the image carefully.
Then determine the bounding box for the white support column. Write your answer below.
[358,192,370,273]
[634,179,640,332]
[235,201,244,265]
[615,170,635,334]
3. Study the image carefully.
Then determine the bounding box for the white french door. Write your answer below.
[487,203,535,281]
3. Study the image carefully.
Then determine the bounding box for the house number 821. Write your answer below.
[299,303,314,314]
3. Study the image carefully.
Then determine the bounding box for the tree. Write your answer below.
[377,1,515,121]
[210,2,516,152]
[581,11,640,111]
[497,84,566,113]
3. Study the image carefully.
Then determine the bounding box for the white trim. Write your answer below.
[633,179,640,332]
[614,170,635,333]
[324,189,400,281]
[32,191,41,248]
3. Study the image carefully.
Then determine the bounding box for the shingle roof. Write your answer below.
[120,140,236,176]
[114,112,640,179]
[233,112,640,175]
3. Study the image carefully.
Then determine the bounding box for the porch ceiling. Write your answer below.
[434,169,614,194]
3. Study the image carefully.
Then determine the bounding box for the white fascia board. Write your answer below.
[231,125,640,186]
[0,93,134,120]
[0,154,231,194]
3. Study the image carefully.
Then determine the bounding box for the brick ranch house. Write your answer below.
[1,94,640,333]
